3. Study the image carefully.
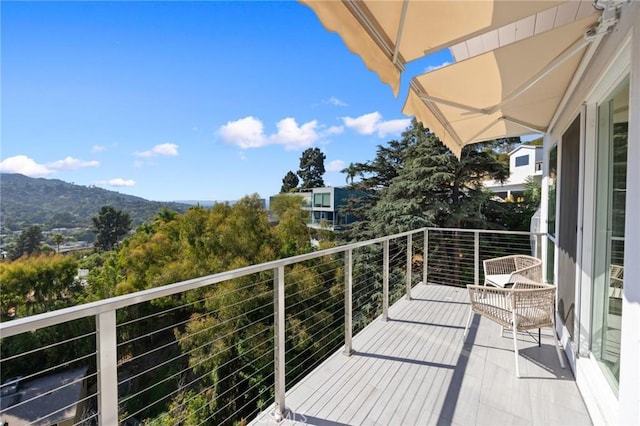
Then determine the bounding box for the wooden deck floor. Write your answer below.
[252,283,591,426]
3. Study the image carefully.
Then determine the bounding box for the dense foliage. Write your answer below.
[342,119,534,239]
[1,194,344,424]
[340,119,536,295]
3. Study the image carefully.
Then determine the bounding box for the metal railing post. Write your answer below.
[272,266,287,421]
[97,311,118,425]
[406,233,412,300]
[383,240,389,321]
[536,234,543,259]
[423,229,428,285]
[344,249,353,355]
[474,231,480,286]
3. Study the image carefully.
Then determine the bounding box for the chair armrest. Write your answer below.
[483,255,518,276]
[509,262,542,284]
[467,285,514,328]
[467,285,513,308]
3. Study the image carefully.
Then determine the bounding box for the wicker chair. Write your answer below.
[462,276,565,377]
[483,254,542,288]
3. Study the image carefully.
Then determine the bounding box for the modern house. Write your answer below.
[484,145,543,200]
[1,1,638,425]
[271,186,362,230]
[303,186,361,230]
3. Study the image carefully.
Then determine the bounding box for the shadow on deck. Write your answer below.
[252,283,591,425]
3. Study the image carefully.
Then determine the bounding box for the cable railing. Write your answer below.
[0,227,544,425]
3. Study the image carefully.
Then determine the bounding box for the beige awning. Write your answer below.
[300,0,564,96]
[402,12,600,157]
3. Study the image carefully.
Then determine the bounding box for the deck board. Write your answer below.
[251,283,591,426]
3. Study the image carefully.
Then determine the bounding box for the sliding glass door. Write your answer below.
[591,76,628,394]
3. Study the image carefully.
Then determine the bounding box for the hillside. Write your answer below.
[0,173,192,231]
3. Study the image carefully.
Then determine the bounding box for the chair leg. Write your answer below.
[512,314,520,378]
[512,329,520,377]
[552,320,566,369]
[538,328,541,347]
[463,308,473,341]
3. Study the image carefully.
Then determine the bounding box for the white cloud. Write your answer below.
[326,160,346,172]
[376,118,411,137]
[0,155,53,177]
[425,61,451,72]
[0,155,100,176]
[92,145,106,153]
[48,156,100,171]
[270,118,319,150]
[324,125,344,136]
[219,116,320,150]
[326,96,348,107]
[108,178,136,187]
[342,112,409,137]
[134,143,179,158]
[342,112,382,135]
[219,116,267,149]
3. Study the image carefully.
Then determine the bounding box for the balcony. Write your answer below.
[252,283,589,425]
[0,228,590,425]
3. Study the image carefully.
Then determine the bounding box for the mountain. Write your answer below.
[0,173,193,231]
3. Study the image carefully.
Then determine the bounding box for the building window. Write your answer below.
[313,192,330,207]
[515,155,529,167]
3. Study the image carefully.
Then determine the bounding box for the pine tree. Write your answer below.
[92,206,132,251]
[297,147,326,189]
[280,170,299,193]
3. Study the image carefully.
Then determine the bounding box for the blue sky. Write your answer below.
[1,1,457,202]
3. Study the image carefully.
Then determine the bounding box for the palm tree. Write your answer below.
[341,162,358,185]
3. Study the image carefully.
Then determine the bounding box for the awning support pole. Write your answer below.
[392,0,410,65]
[345,1,405,72]
[501,116,546,134]
[419,94,487,115]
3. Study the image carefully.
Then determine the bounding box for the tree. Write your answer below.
[341,162,358,185]
[342,118,516,243]
[11,225,43,259]
[297,147,326,189]
[269,194,311,257]
[524,176,542,207]
[280,170,299,193]
[92,206,132,251]
[52,233,64,253]
[367,120,510,234]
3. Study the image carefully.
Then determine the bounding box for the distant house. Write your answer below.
[0,366,89,425]
[270,187,362,231]
[484,145,543,200]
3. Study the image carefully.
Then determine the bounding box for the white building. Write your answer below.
[485,145,543,200]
